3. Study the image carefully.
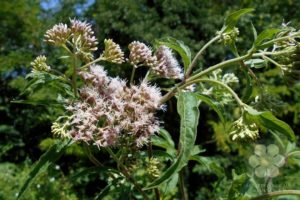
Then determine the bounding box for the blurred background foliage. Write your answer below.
[1,0,300,199]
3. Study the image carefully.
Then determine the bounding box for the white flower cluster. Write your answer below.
[58,65,163,147]
[230,116,259,141]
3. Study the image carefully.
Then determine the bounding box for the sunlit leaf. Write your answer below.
[245,106,295,141]
[223,8,254,32]
[254,28,281,48]
[144,92,200,190]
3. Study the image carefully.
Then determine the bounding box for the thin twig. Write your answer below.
[250,190,300,200]
[106,147,150,200]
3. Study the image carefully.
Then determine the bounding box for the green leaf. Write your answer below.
[254,28,281,48]
[227,171,250,200]
[17,139,72,200]
[144,92,200,190]
[21,71,73,97]
[11,99,62,106]
[157,37,191,72]
[223,8,254,32]
[94,178,122,200]
[251,22,257,41]
[190,156,224,178]
[195,94,225,123]
[151,129,176,156]
[244,59,267,69]
[245,106,295,141]
[241,67,253,103]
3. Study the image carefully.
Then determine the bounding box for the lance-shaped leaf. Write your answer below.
[245,106,295,141]
[223,8,254,32]
[17,139,72,200]
[156,37,191,72]
[151,128,176,157]
[254,28,281,48]
[195,94,226,123]
[144,92,200,190]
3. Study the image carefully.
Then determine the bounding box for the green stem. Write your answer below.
[158,51,253,105]
[252,48,295,57]
[261,54,282,67]
[83,143,103,167]
[179,170,188,200]
[106,147,149,200]
[180,78,245,107]
[250,190,300,200]
[147,142,161,200]
[130,66,137,84]
[80,56,105,69]
[185,35,220,78]
[187,52,252,82]
[260,32,300,48]
[72,55,78,97]
[287,151,300,157]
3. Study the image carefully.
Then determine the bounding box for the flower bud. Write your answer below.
[44,23,71,46]
[128,41,157,68]
[30,55,51,73]
[101,39,125,64]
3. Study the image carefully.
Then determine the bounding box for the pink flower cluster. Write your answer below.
[66,65,163,147]
[154,45,183,79]
[128,42,183,79]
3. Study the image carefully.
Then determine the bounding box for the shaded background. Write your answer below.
[1,0,300,199]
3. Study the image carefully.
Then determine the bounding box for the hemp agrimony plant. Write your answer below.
[16,9,300,200]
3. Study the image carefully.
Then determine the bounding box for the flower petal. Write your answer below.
[255,165,268,178]
[249,155,260,168]
[267,144,279,157]
[255,144,267,157]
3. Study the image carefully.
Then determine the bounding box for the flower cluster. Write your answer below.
[147,157,161,178]
[128,42,183,79]
[128,41,157,68]
[229,116,259,141]
[54,65,163,147]
[217,28,239,45]
[30,55,51,73]
[154,45,183,79]
[100,39,125,64]
[44,19,98,62]
[44,23,71,46]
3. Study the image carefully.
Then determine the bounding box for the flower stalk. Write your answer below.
[250,190,300,200]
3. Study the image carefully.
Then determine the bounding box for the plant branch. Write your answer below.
[106,147,149,200]
[179,170,188,200]
[71,54,78,97]
[159,51,253,105]
[130,66,137,84]
[180,78,244,107]
[80,56,105,69]
[250,190,300,200]
[83,143,103,167]
[147,142,160,200]
[261,54,282,67]
[185,35,220,78]
[259,32,300,48]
